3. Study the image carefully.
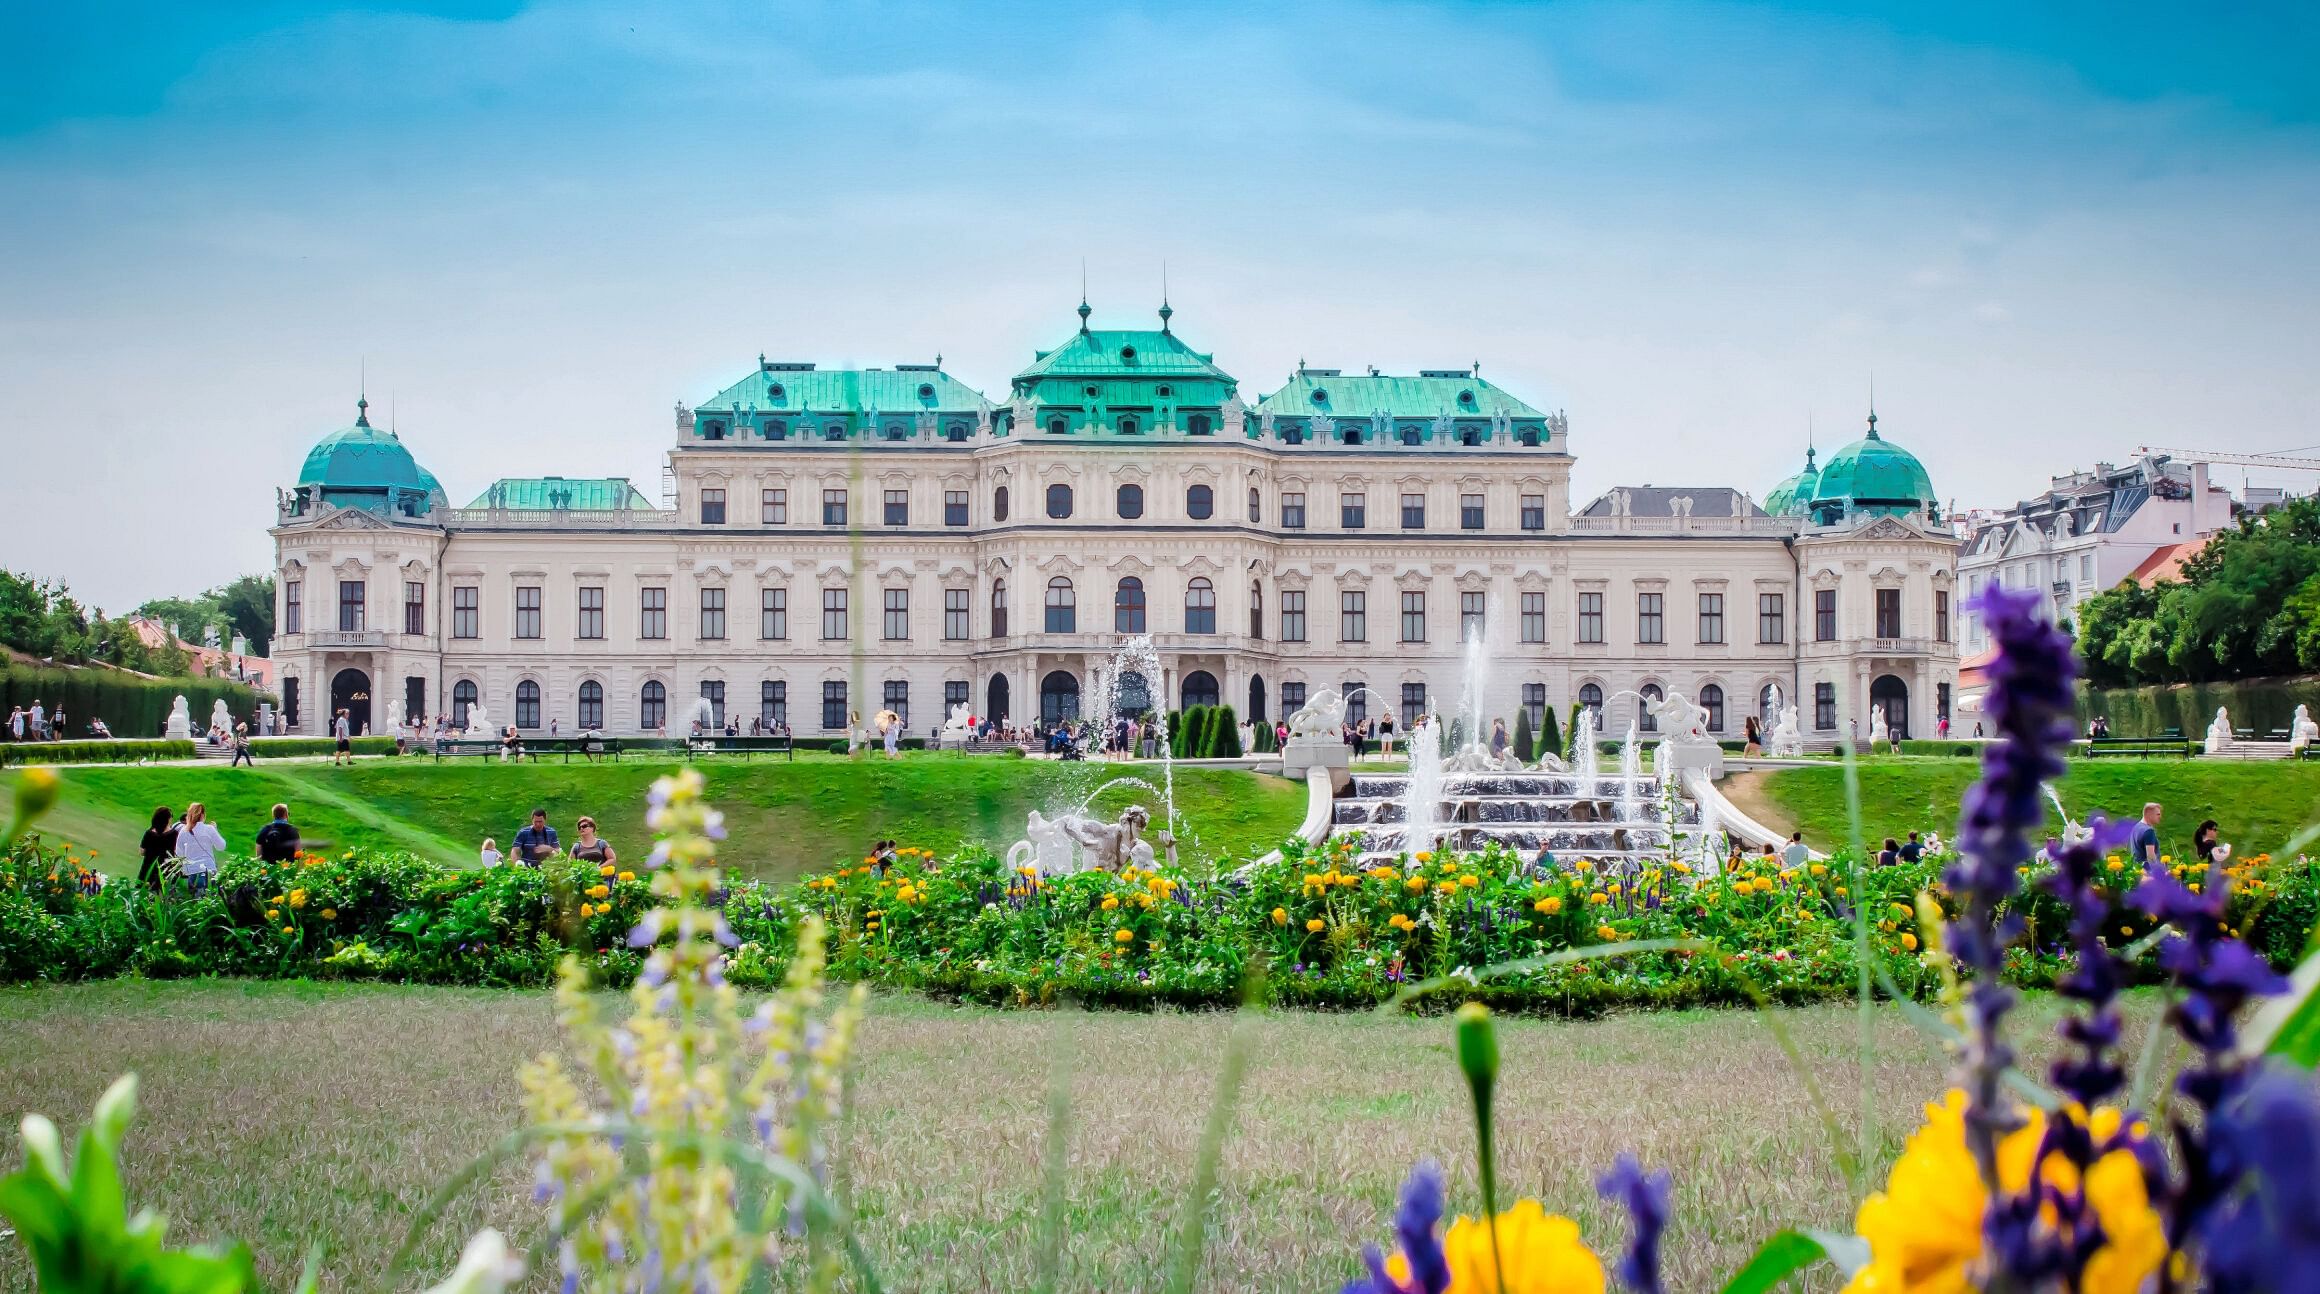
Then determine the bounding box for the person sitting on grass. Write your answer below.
[1898,830,1924,863]
[1877,836,1902,867]
[570,816,615,870]
[254,803,300,863]
[479,836,503,867]
[513,808,559,866]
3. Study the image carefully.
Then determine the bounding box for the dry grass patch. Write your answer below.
[0,980,2160,1292]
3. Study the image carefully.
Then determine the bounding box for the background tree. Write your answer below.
[2072,494,2320,685]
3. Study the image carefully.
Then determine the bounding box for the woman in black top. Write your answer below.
[2193,819,2227,867]
[138,805,177,890]
[1877,837,1902,868]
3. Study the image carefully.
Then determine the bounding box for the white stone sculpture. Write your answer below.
[940,703,975,745]
[1443,743,1524,773]
[2205,707,2234,754]
[1868,707,1890,747]
[1005,805,1163,875]
[164,695,192,740]
[1005,810,1078,876]
[1648,690,1716,747]
[465,702,491,737]
[2291,704,2318,752]
[1767,705,1805,757]
[1287,689,1347,739]
[209,699,232,734]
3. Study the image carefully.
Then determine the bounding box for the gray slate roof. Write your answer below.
[1579,486,1769,519]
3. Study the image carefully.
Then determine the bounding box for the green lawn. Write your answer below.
[0,755,1307,883]
[0,978,2163,1293]
[1731,758,2320,857]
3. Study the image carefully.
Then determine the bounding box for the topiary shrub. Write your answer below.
[1513,708,1534,763]
[1211,705,1242,758]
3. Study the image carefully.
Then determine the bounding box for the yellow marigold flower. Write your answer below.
[1435,881,1459,896]
[1459,874,1480,889]
[1414,851,1433,863]
[1890,902,1912,920]
[1596,924,1619,941]
[1406,875,1430,893]
[264,908,280,921]
[1439,1200,1606,1294]
[1114,928,1134,944]
[1811,863,1828,876]
[1843,1092,2162,1294]
[617,871,635,883]
[1901,932,1919,951]
[1271,906,1287,925]
[1306,918,1327,933]
[288,889,307,908]
[578,903,593,918]
[283,926,296,935]
[1574,858,1594,872]
[2106,859,2124,872]
[1103,895,1121,911]
[1136,893,1155,909]
[1535,896,1563,914]
[588,884,611,899]
[320,908,336,920]
[600,863,617,877]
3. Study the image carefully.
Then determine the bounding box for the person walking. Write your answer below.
[570,816,616,871]
[29,700,46,740]
[1743,714,1762,757]
[7,706,22,741]
[254,803,301,862]
[1898,830,1924,863]
[1490,717,1510,757]
[2131,802,2163,872]
[172,802,225,896]
[513,808,559,865]
[230,722,255,767]
[51,705,66,740]
[2193,818,2229,867]
[332,709,353,765]
[138,806,178,891]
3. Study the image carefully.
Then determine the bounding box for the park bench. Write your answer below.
[431,739,535,762]
[520,736,622,762]
[683,734,794,760]
[2083,737,2193,759]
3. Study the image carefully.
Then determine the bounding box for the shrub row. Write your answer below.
[0,664,271,743]
[0,739,197,767]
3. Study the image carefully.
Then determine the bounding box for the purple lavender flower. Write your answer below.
[1343,1159,1450,1294]
[1596,1153,1669,1294]
[2203,1062,2320,1294]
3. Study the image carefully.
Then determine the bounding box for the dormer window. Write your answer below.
[1048,415,1069,435]
[946,423,968,442]
[1458,390,1477,408]
[1187,414,1211,436]
[1120,345,1137,361]
[883,423,907,441]
[1310,388,1328,405]
[917,383,935,400]
[769,383,785,401]
[704,421,727,440]
[765,420,787,440]
[1460,429,1479,447]
[1120,415,1141,435]
[823,424,844,442]
[1401,427,1420,446]
[1520,429,1539,447]
[1341,428,1361,446]
[1283,426,1305,445]
[1156,385,1173,398]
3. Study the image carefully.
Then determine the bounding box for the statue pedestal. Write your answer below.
[1661,740,1727,781]
[1281,733,1351,793]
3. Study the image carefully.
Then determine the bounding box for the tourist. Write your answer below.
[230,722,255,767]
[138,806,178,891]
[878,708,902,758]
[479,837,503,867]
[1534,843,1557,870]
[6,706,21,740]
[1974,720,1985,738]
[1877,836,1902,867]
[1760,842,1778,861]
[172,802,226,896]
[847,710,865,756]
[332,708,353,765]
[254,803,300,863]
[1274,719,1288,749]
[1238,718,1255,753]
[1726,839,1744,869]
[89,717,113,739]
[52,705,66,739]
[500,725,523,762]
[1898,830,1923,863]
[1742,714,1762,757]
[28,700,45,739]
[513,808,559,865]
[2131,802,2163,871]
[1490,717,1509,757]
[1936,714,1950,740]
[2193,818,2227,867]
[570,816,616,871]
[1780,830,1810,869]
[1379,709,1397,757]
[549,718,560,738]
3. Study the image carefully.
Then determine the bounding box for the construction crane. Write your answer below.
[2133,445,2320,472]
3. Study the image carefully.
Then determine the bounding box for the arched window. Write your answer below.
[452,680,478,729]
[1116,483,1144,519]
[1249,581,1263,638]
[1047,415,1069,435]
[1759,683,1781,724]
[1638,683,1664,733]
[1341,427,1361,445]
[1578,682,1603,714]
[1046,483,1073,519]
[990,579,1008,636]
[1401,427,1421,446]
[1248,674,1267,722]
[1114,577,1146,633]
[1040,671,1081,723]
[1520,429,1540,447]
[1185,577,1216,634]
[1119,415,1139,435]
[1248,486,1261,522]
[640,680,667,731]
[1700,683,1725,732]
[823,423,844,442]
[1180,670,1220,708]
[946,423,967,442]
[515,680,541,729]
[1188,414,1211,436]
[993,485,1009,522]
[1186,483,1214,519]
[1044,577,1076,633]
[577,680,604,731]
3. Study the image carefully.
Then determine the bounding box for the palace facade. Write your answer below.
[269,304,1961,746]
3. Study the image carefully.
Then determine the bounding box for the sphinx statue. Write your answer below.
[2205,707,2234,754]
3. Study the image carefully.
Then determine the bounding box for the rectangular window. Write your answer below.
[1935,591,1950,642]
[1815,589,1837,642]
[514,585,542,640]
[699,681,725,728]
[404,581,425,636]
[1522,683,1546,733]
[283,677,300,727]
[761,488,787,525]
[1281,590,1307,643]
[1577,591,1604,644]
[1937,682,1952,721]
[944,588,969,640]
[822,588,848,640]
[452,585,478,639]
[1758,592,1784,644]
[578,683,604,730]
[283,581,302,634]
[1340,492,1366,529]
[337,580,366,632]
[822,488,847,527]
[760,587,787,640]
[1520,494,1546,531]
[1281,681,1307,715]
[991,582,1007,637]
[1520,591,1546,643]
[883,489,908,527]
[883,680,909,728]
[1401,682,1427,719]
[945,679,969,717]
[821,681,847,730]
[883,587,910,640]
[699,587,726,640]
[1340,590,1367,642]
[1401,492,1426,529]
[761,680,787,729]
[2079,554,2093,583]
[1460,494,1485,529]
[577,586,605,640]
[1460,590,1485,642]
[1698,592,1724,644]
[1814,682,1836,731]
[1343,682,1368,725]
[1401,590,1426,643]
[1637,592,1664,644]
[700,488,726,525]
[1875,588,1901,639]
[1282,492,1307,529]
[641,586,667,640]
[944,490,969,526]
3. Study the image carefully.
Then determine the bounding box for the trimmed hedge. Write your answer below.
[0,739,196,767]
[248,736,402,758]
[2078,674,2320,740]
[1,663,271,742]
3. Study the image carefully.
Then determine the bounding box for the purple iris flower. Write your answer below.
[1596,1153,1670,1294]
[2203,1063,2320,1294]
[1343,1159,1450,1294]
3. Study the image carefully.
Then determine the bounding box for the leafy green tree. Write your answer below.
[2071,493,2320,685]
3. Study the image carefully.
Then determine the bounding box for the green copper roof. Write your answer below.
[1014,325,1234,382]
[1254,370,1543,419]
[695,362,987,416]
[465,477,655,511]
[1809,413,1937,519]
[1763,446,1821,517]
[296,399,445,504]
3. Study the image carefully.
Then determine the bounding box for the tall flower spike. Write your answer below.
[2202,1062,2320,1294]
[1596,1153,1670,1294]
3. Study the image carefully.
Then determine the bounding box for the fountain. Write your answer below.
[1087,634,1175,829]
[687,696,716,734]
[1401,716,1446,859]
[1765,687,1805,757]
[1616,722,1644,828]
[1571,707,1599,790]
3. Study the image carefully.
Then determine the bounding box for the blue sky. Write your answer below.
[4,1,2317,609]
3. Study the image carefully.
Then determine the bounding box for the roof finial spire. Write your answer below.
[357,358,369,426]
[1867,374,1879,438]
[1806,412,1816,466]
[1158,261,1172,332]
[1078,260,1091,333]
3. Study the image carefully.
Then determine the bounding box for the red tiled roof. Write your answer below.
[2130,536,2209,587]
[124,617,276,687]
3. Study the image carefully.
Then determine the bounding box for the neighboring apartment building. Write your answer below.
[267,304,1960,747]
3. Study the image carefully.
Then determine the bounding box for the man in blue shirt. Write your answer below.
[2131,802,2163,872]
[513,808,559,865]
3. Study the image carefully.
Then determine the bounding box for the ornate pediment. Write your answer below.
[1860,516,1920,541]
[312,507,393,532]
